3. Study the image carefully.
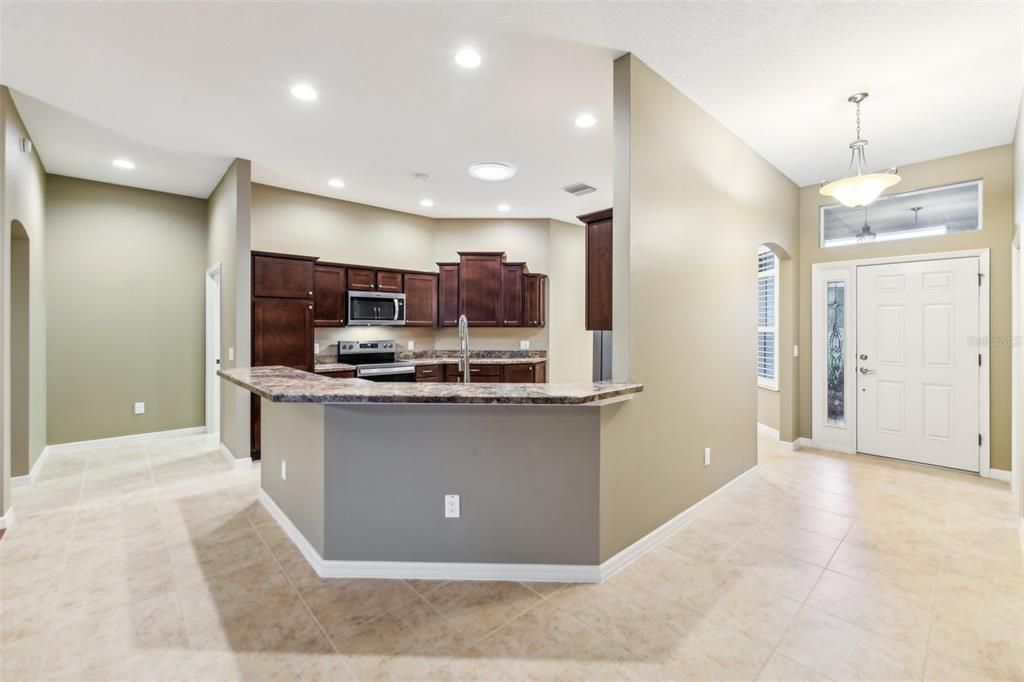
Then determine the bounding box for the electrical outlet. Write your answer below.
[520,340,530,350]
[134,402,145,415]
[408,340,415,351]
[793,344,800,358]
[444,494,460,518]
[314,343,320,354]
[228,347,235,361]
[704,448,711,467]
[281,460,287,480]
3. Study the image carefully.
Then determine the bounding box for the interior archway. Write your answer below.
[757,241,797,453]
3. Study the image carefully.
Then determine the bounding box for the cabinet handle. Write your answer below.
[308,290,313,296]
[471,369,481,373]
[308,305,313,310]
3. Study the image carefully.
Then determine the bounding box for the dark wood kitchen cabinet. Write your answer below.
[252,252,315,299]
[445,364,502,383]
[459,252,503,326]
[437,263,460,326]
[313,264,347,327]
[414,364,442,382]
[578,208,613,330]
[376,270,403,293]
[522,273,547,327]
[252,298,314,370]
[321,369,356,379]
[502,363,535,383]
[500,262,525,327]
[347,268,377,291]
[404,273,438,326]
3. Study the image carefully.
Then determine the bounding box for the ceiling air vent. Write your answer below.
[563,182,597,197]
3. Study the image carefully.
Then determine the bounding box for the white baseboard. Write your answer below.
[258,464,759,583]
[757,423,780,440]
[220,442,254,468]
[0,506,15,530]
[11,445,52,487]
[45,426,207,455]
[983,468,1012,483]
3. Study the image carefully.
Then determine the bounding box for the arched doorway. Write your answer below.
[757,241,795,459]
[10,220,30,478]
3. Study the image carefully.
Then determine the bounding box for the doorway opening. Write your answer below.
[205,264,222,435]
[811,249,990,474]
[11,220,30,478]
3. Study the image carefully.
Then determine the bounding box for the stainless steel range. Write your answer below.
[337,340,415,382]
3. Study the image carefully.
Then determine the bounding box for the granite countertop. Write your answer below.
[313,362,358,373]
[313,352,546,373]
[220,366,642,406]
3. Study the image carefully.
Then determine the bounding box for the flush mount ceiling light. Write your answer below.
[112,158,135,170]
[574,113,597,129]
[819,93,900,208]
[454,47,482,69]
[497,203,510,212]
[290,83,318,102]
[328,178,345,188]
[468,162,517,182]
[420,198,435,208]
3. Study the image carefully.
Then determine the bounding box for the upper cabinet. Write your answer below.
[500,262,525,327]
[458,253,504,326]
[252,252,315,299]
[347,267,376,291]
[404,273,438,326]
[313,264,347,327]
[523,273,547,327]
[437,263,460,327]
[578,208,612,330]
[376,270,403,293]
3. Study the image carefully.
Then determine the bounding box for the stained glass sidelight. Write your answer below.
[826,281,845,426]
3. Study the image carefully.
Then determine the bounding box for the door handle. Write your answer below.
[858,367,874,375]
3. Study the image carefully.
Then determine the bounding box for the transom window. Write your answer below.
[820,179,982,248]
[758,247,778,390]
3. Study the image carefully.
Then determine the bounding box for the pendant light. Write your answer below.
[820,93,900,208]
[856,207,876,243]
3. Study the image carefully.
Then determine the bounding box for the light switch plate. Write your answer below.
[445,494,460,518]
[519,340,530,350]
[408,340,415,351]
[703,448,711,466]
[228,347,235,361]
[793,345,800,357]
[314,343,320,354]
[134,402,145,415]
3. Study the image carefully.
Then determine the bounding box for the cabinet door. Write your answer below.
[500,263,524,327]
[534,361,546,383]
[447,365,502,383]
[348,268,376,291]
[502,363,535,383]
[523,274,547,327]
[321,370,356,379]
[438,264,460,327]
[415,364,442,381]
[313,265,346,327]
[459,254,502,326]
[252,298,313,370]
[376,270,403,293]
[582,210,613,330]
[404,274,438,327]
[253,254,314,299]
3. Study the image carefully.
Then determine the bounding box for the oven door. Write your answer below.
[357,364,416,382]
[348,291,406,326]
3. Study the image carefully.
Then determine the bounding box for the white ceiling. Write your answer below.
[2,2,1021,222]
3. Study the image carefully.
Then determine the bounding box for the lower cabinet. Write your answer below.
[442,362,546,383]
[415,364,442,382]
[321,370,356,379]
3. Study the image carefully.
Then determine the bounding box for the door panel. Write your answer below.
[856,257,979,471]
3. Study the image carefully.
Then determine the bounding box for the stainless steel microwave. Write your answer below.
[347,291,406,326]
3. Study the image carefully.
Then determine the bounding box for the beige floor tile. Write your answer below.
[770,500,854,540]
[179,556,299,635]
[0,586,56,644]
[188,596,333,656]
[169,525,277,585]
[0,633,46,682]
[405,579,450,597]
[805,569,933,647]
[746,519,842,566]
[828,541,944,596]
[683,572,803,648]
[55,541,177,619]
[421,580,542,641]
[776,606,926,681]
[301,578,420,641]
[757,652,835,681]
[723,541,824,602]
[520,581,565,598]
[923,654,1014,682]
[929,582,1024,681]
[660,521,741,563]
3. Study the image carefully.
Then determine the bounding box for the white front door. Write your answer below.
[856,257,980,471]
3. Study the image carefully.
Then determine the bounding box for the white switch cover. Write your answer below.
[445,494,461,518]
[228,347,235,361]
[134,402,145,415]
[314,343,320,354]
[519,340,530,350]
[408,341,415,351]
[281,460,287,480]
[704,448,711,466]
[793,344,800,357]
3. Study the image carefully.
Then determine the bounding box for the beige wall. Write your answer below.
[45,176,206,443]
[208,160,252,461]
[600,54,799,560]
[2,86,47,515]
[251,184,592,379]
[757,387,780,431]
[798,145,1016,471]
[1013,90,1023,523]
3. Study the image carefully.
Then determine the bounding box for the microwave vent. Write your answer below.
[563,182,597,197]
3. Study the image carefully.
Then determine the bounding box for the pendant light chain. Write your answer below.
[855,99,862,140]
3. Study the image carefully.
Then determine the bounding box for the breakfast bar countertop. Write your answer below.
[220,366,642,406]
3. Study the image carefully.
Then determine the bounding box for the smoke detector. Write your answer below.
[563,182,596,197]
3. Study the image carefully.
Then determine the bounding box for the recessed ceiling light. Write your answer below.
[497,203,510,212]
[420,198,435,208]
[454,47,481,69]
[468,162,517,182]
[328,178,345,188]
[574,113,597,128]
[290,83,318,102]
[112,158,135,170]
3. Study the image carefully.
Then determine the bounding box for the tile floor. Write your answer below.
[1,433,1021,681]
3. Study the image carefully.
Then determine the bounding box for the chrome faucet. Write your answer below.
[457,314,470,384]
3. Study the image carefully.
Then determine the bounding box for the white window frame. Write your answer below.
[757,247,779,391]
